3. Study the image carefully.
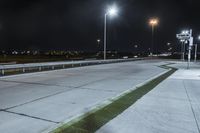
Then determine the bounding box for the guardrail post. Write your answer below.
[1,69,4,75]
[63,65,65,69]
[22,68,25,73]
[39,66,42,71]
[52,66,54,70]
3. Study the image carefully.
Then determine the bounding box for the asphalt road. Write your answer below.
[0,60,166,133]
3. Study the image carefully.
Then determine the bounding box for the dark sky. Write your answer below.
[0,0,200,52]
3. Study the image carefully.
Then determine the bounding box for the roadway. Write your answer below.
[0,60,167,133]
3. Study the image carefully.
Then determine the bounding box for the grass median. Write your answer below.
[52,65,177,133]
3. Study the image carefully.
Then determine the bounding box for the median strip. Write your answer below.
[51,65,177,133]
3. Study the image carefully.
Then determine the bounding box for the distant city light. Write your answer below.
[198,35,200,40]
[134,45,138,48]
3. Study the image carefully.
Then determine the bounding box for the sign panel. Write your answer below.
[176,34,190,40]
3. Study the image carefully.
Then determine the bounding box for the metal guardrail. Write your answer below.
[0,58,142,76]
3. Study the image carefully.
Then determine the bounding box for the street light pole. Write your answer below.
[187,29,193,69]
[180,40,185,61]
[103,5,118,60]
[183,41,185,61]
[104,14,107,60]
[196,35,200,62]
[149,18,158,56]
[151,25,154,56]
[194,44,198,62]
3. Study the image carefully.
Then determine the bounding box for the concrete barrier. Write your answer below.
[0,58,143,76]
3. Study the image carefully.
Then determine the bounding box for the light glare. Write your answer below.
[107,6,118,16]
[149,18,159,26]
[182,30,189,34]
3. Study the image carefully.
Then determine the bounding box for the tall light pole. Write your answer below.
[180,39,185,61]
[149,18,158,56]
[194,43,198,62]
[104,5,118,60]
[188,29,193,69]
[195,35,200,62]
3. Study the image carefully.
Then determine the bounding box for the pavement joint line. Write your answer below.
[0,79,75,88]
[3,88,76,110]
[3,110,60,124]
[78,87,118,93]
[0,79,82,91]
[74,76,117,89]
[183,80,200,133]
[74,71,142,89]
[42,65,171,133]
[0,75,120,90]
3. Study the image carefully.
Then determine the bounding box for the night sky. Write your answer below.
[0,0,200,52]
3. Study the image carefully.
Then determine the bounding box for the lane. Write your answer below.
[0,82,72,110]
[0,60,166,133]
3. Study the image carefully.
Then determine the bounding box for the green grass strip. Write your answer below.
[52,65,177,133]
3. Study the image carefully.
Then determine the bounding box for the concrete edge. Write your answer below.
[42,67,171,133]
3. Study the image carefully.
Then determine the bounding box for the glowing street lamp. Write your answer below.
[107,6,118,16]
[182,30,189,35]
[167,42,171,46]
[149,18,159,56]
[149,19,158,27]
[104,5,118,60]
[97,39,101,45]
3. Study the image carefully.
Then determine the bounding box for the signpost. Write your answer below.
[176,29,193,69]
[194,44,198,62]
[180,39,185,61]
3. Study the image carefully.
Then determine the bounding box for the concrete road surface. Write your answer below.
[0,60,166,133]
[97,62,200,133]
